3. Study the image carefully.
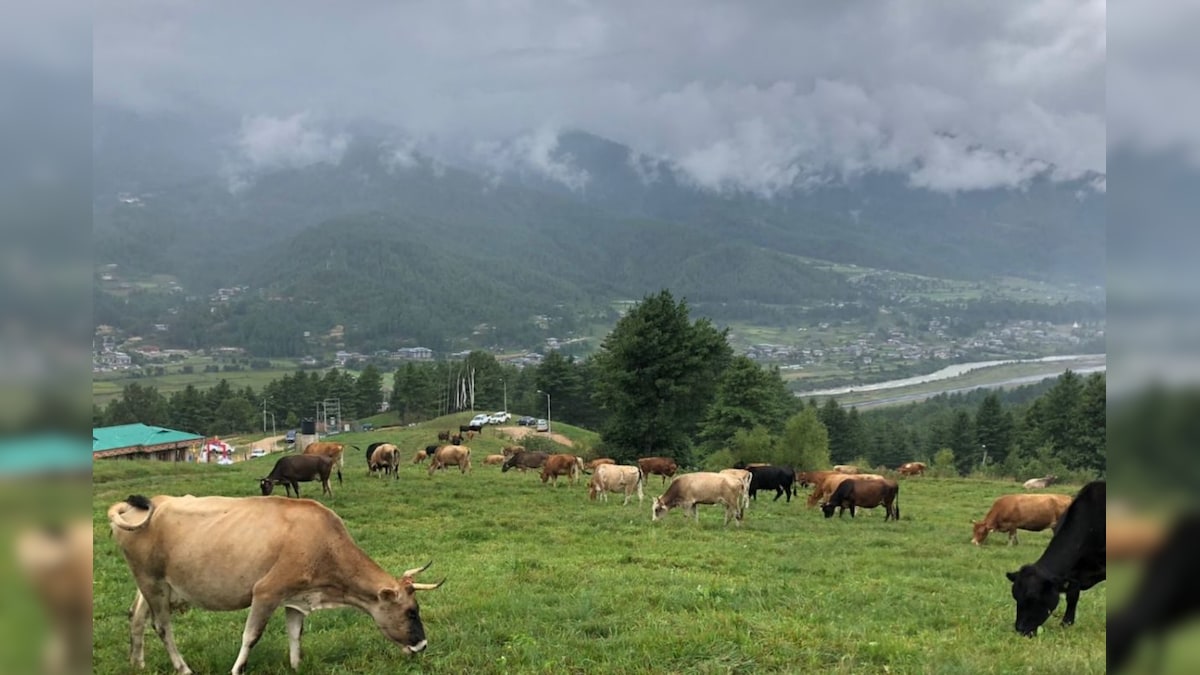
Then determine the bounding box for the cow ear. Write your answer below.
[1005,571,1018,583]
[379,587,400,602]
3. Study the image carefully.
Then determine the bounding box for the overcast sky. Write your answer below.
[93,0,1108,195]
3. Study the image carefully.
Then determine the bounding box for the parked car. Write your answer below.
[517,416,537,426]
[535,418,549,432]
[249,449,267,459]
[285,430,297,444]
[488,411,511,424]
[361,423,374,431]
[469,413,491,427]
[216,457,234,466]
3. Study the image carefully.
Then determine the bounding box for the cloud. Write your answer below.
[223,113,348,191]
[94,1,1106,194]
[472,126,590,192]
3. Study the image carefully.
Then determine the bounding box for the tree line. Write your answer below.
[96,290,1105,483]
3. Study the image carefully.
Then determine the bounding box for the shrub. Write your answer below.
[699,448,736,472]
[930,448,958,478]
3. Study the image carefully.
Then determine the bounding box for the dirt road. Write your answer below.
[496,426,574,447]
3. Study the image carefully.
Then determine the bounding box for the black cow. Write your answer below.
[1108,513,1200,673]
[744,465,795,502]
[1006,480,1105,636]
[259,454,338,498]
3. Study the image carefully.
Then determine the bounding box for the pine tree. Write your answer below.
[948,410,977,475]
[699,357,793,449]
[354,365,384,418]
[820,399,851,463]
[975,392,1014,467]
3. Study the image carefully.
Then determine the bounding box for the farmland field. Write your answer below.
[92,426,1105,674]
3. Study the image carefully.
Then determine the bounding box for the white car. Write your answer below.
[469,414,490,427]
[488,411,511,424]
[535,418,549,432]
[250,449,268,458]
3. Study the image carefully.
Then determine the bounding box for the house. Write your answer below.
[93,423,204,462]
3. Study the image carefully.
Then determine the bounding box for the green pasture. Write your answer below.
[92,430,1104,674]
[93,362,302,406]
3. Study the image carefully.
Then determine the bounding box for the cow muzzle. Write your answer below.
[404,639,428,654]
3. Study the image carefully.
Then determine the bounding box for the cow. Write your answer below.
[450,434,463,445]
[651,473,744,527]
[588,464,645,505]
[897,462,927,477]
[412,445,436,464]
[971,493,1074,546]
[1005,480,1106,637]
[743,464,796,502]
[833,464,859,474]
[465,431,477,441]
[259,454,337,498]
[108,494,443,674]
[796,470,835,489]
[821,478,900,521]
[584,458,616,474]
[1023,475,1059,490]
[437,430,450,442]
[501,445,524,458]
[483,454,506,466]
[301,441,346,484]
[364,442,389,466]
[369,444,400,480]
[15,520,93,675]
[807,473,886,508]
[637,457,679,485]
[541,454,584,486]
[1108,513,1200,673]
[719,468,752,511]
[1106,516,1167,562]
[428,445,471,475]
[502,450,550,473]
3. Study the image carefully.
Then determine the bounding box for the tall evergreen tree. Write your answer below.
[592,290,731,463]
[354,364,384,418]
[975,392,1014,467]
[699,356,793,449]
[949,410,978,475]
[819,398,851,463]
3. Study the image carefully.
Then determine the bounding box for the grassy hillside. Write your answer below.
[92,434,1104,674]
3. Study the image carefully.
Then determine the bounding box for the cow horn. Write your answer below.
[403,560,433,578]
[410,580,444,591]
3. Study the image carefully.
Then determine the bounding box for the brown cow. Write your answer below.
[369,444,400,480]
[652,473,744,527]
[821,478,900,521]
[16,521,93,675]
[108,495,442,673]
[412,445,435,465]
[897,462,927,477]
[302,441,346,483]
[796,470,835,488]
[1107,516,1167,561]
[437,430,450,442]
[428,445,471,475]
[833,464,859,474]
[719,468,752,511]
[541,454,584,486]
[501,445,525,458]
[465,431,477,441]
[501,450,549,473]
[588,464,645,505]
[450,434,463,445]
[585,458,616,473]
[971,493,1074,545]
[637,457,679,485]
[807,473,886,508]
[483,454,506,466]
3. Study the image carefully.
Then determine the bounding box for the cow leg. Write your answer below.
[231,598,278,674]
[143,585,192,674]
[849,505,856,518]
[128,590,150,669]
[292,482,301,499]
[285,607,305,670]
[773,487,783,502]
[1061,585,1081,627]
[1008,531,1018,546]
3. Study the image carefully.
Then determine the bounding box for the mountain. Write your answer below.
[92,117,1104,353]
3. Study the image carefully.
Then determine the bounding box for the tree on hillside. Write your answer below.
[592,290,732,463]
[1075,372,1106,473]
[534,351,600,429]
[354,364,383,418]
[819,399,852,463]
[727,426,776,465]
[781,408,831,471]
[975,391,1014,467]
[391,362,440,422]
[699,356,795,450]
[103,382,169,427]
[949,410,978,475]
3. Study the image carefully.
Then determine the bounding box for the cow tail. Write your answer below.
[109,495,154,532]
[893,488,901,521]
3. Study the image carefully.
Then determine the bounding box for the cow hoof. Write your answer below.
[1061,619,1074,627]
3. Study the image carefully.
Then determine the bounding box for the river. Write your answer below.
[794,353,1107,398]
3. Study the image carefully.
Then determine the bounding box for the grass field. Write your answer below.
[93,362,304,406]
[92,423,1105,674]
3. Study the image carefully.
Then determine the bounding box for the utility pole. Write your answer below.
[502,378,507,413]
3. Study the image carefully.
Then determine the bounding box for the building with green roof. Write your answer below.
[93,423,204,461]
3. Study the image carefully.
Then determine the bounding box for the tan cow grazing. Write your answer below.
[796,469,835,489]
[637,456,679,485]
[108,494,443,674]
[1107,515,1167,561]
[16,520,93,675]
[652,473,745,527]
[301,441,346,484]
[585,458,616,473]
[541,454,583,486]
[428,445,472,475]
[833,464,859,474]
[897,462,927,477]
[368,444,399,480]
[807,473,886,508]
[483,454,506,466]
[588,464,645,505]
[971,493,1074,545]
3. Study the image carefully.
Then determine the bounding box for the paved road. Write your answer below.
[848,366,1107,409]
